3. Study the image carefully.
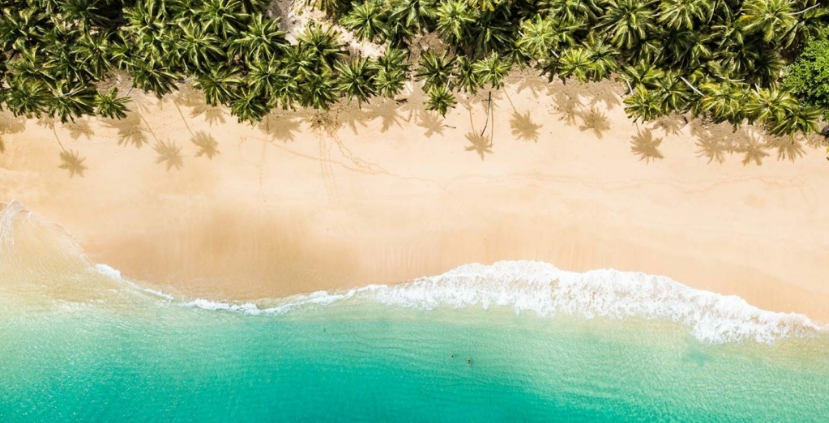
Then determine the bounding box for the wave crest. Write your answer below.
[131,261,825,345]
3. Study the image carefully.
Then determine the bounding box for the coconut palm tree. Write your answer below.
[516,16,579,62]
[195,65,241,106]
[177,22,225,73]
[738,0,796,45]
[228,14,288,62]
[371,46,409,98]
[624,88,663,122]
[389,0,437,33]
[558,48,593,83]
[340,1,387,42]
[600,0,658,49]
[416,50,456,90]
[473,52,509,89]
[95,88,131,120]
[425,85,456,117]
[336,56,377,105]
[231,88,270,122]
[4,78,50,118]
[583,34,619,81]
[453,56,480,94]
[297,23,346,71]
[71,31,116,80]
[198,0,251,39]
[435,0,474,45]
[657,0,711,31]
[300,70,339,110]
[47,81,96,123]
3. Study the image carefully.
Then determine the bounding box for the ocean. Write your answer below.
[2,200,828,422]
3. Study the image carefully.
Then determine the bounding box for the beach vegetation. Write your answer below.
[0,0,828,139]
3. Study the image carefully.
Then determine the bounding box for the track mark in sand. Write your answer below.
[319,135,340,204]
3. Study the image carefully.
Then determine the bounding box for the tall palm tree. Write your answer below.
[195,65,241,106]
[583,34,619,81]
[95,88,131,120]
[558,48,593,83]
[453,56,480,94]
[231,88,270,123]
[197,0,251,39]
[48,81,97,122]
[371,46,409,98]
[657,0,711,31]
[177,22,225,73]
[435,0,474,45]
[335,56,377,106]
[228,14,288,62]
[473,52,509,89]
[300,70,338,110]
[600,0,658,49]
[297,23,346,71]
[389,0,437,33]
[340,1,387,42]
[624,87,663,122]
[738,0,796,45]
[425,85,456,117]
[416,50,456,90]
[516,16,579,62]
[4,78,50,118]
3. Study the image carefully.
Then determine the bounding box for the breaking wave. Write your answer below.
[112,261,826,345]
[2,200,825,345]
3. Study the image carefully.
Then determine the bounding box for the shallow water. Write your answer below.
[2,201,828,422]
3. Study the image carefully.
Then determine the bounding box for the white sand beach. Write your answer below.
[2,76,828,322]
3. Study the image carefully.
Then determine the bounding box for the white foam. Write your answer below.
[94,264,175,301]
[175,261,825,345]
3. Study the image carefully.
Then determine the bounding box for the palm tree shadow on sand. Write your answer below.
[689,120,811,166]
[509,110,541,142]
[154,139,184,170]
[191,131,220,159]
[630,128,664,163]
[103,112,149,149]
[59,150,88,178]
[465,132,493,160]
[64,118,94,140]
[0,112,27,154]
[258,111,303,142]
[578,107,611,138]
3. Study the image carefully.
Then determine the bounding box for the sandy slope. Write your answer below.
[1,75,828,322]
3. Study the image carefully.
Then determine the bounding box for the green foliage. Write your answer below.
[783,39,829,119]
[0,0,827,138]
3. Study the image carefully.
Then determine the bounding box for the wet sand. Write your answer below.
[1,76,828,322]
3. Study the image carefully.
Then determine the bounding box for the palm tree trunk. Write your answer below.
[480,91,492,137]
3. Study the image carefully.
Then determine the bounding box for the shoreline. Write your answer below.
[2,76,829,323]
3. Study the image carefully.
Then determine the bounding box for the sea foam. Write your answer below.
[145,261,825,345]
[4,201,822,345]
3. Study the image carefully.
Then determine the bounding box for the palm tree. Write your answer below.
[335,56,377,106]
[600,0,658,49]
[516,16,578,62]
[389,0,437,32]
[340,1,387,42]
[370,46,409,98]
[59,0,112,30]
[425,85,456,117]
[435,0,474,45]
[300,70,339,110]
[95,88,131,120]
[453,56,480,94]
[558,48,593,83]
[624,88,663,122]
[130,62,182,98]
[4,78,50,118]
[738,0,796,45]
[473,52,510,89]
[698,82,748,124]
[47,81,96,123]
[71,31,116,80]
[541,0,601,22]
[416,50,456,90]
[228,14,288,62]
[195,65,241,106]
[583,34,619,81]
[657,0,711,31]
[177,22,225,73]
[231,88,270,123]
[297,23,346,71]
[197,0,251,39]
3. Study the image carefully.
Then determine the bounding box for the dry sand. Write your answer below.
[1,76,828,322]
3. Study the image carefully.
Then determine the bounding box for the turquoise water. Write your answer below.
[2,201,828,422]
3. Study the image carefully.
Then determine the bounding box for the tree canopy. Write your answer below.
[0,0,828,137]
